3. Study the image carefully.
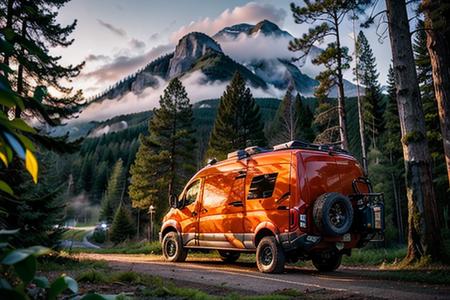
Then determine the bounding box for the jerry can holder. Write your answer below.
[349,177,385,244]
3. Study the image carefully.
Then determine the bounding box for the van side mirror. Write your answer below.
[169,194,178,208]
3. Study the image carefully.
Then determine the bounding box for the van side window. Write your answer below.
[247,173,278,199]
[184,180,200,206]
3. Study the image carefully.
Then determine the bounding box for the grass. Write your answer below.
[37,252,108,272]
[61,228,88,242]
[342,247,407,266]
[71,240,162,254]
[75,269,307,300]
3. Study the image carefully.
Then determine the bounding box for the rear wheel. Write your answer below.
[162,231,188,262]
[256,236,285,273]
[218,250,240,263]
[312,251,342,272]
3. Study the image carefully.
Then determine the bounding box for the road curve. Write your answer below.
[80,253,450,300]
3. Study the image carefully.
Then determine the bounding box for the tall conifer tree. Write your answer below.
[100,159,125,223]
[355,31,384,147]
[129,78,196,222]
[207,72,266,159]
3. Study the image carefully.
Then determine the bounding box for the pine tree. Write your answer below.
[422,0,450,187]
[295,94,315,142]
[268,84,297,145]
[380,65,406,243]
[129,78,196,222]
[100,159,125,223]
[355,31,384,148]
[207,72,266,159]
[268,87,314,145]
[413,20,449,225]
[385,0,442,262]
[289,1,370,150]
[109,204,135,244]
[0,0,84,121]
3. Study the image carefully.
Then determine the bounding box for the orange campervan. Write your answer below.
[160,140,384,273]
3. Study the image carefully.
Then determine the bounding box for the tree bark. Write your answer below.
[385,0,442,261]
[422,0,450,187]
[334,12,349,151]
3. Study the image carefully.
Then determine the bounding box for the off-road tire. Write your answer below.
[313,192,353,236]
[218,250,240,263]
[312,251,342,272]
[256,236,285,273]
[162,231,188,262]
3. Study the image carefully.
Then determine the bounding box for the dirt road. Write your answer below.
[80,253,450,299]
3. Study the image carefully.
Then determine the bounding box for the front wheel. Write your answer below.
[312,251,342,272]
[162,231,188,262]
[256,236,285,273]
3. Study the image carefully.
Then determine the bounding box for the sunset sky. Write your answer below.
[51,0,393,97]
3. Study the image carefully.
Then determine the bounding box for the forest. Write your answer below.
[1,0,450,299]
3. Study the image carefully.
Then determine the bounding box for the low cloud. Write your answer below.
[129,38,146,50]
[75,71,284,123]
[81,44,173,86]
[85,54,109,62]
[97,19,127,37]
[171,2,286,42]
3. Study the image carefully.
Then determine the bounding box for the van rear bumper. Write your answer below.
[279,231,322,252]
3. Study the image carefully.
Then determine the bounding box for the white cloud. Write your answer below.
[74,71,284,123]
[171,2,286,42]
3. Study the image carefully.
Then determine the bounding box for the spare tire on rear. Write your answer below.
[313,192,353,236]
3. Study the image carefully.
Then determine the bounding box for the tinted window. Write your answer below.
[247,173,278,199]
[184,180,200,206]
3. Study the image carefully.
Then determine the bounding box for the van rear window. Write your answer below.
[247,173,278,199]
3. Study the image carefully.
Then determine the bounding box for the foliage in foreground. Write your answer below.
[0,230,108,300]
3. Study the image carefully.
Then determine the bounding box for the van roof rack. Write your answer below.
[273,140,351,155]
[226,146,269,160]
[227,149,248,160]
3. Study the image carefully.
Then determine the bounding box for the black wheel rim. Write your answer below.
[261,246,273,266]
[166,239,177,257]
[329,202,346,228]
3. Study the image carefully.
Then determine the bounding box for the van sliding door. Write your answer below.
[198,170,246,249]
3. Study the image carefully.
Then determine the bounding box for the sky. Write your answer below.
[51,0,393,99]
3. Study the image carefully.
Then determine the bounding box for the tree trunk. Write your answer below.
[422,0,450,187]
[2,0,14,67]
[334,14,349,151]
[385,0,442,261]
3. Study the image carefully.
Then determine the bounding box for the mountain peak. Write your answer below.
[213,20,292,41]
[168,32,222,78]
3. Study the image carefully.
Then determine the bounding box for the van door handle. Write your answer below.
[277,205,288,210]
[192,211,197,217]
[229,201,243,207]
[201,208,208,213]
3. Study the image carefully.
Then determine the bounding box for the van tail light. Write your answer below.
[289,207,299,231]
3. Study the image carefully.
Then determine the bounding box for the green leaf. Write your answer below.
[0,278,12,289]
[64,276,78,294]
[33,276,49,289]
[0,229,19,235]
[27,246,50,256]
[0,181,13,195]
[48,276,78,300]
[1,249,31,265]
[2,119,36,134]
[14,255,36,284]
[0,90,17,108]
